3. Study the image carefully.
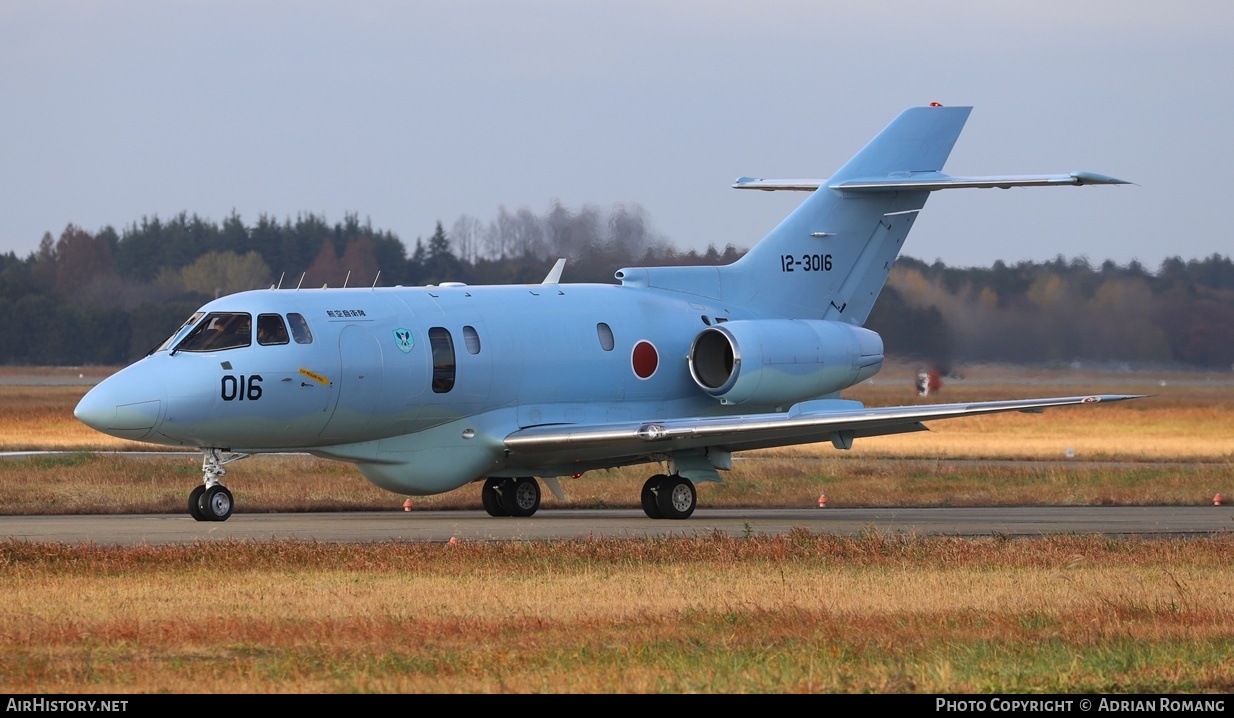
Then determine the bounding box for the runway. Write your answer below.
[3,506,1230,546]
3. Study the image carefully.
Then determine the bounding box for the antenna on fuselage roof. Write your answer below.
[343,270,351,288]
[371,271,381,289]
[275,272,285,289]
[296,273,305,290]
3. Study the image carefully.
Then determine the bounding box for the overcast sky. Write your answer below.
[2,1,1229,270]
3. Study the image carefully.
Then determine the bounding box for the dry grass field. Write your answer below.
[2,534,1231,693]
[837,365,1234,462]
[3,451,1232,516]
[1,362,1232,693]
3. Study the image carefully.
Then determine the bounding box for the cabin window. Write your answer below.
[156,312,205,353]
[288,313,313,344]
[429,327,456,393]
[463,325,481,355]
[174,312,252,352]
[596,322,615,351]
[257,314,290,346]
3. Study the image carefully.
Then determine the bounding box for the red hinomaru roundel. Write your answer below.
[632,340,658,379]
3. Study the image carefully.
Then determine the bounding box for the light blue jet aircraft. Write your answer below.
[75,104,1137,522]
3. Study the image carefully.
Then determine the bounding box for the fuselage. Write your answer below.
[75,281,879,494]
[80,283,740,449]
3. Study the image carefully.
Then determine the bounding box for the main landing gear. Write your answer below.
[641,474,696,520]
[189,449,248,522]
[476,473,697,520]
[481,477,542,517]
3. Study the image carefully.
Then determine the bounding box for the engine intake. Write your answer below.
[688,320,883,406]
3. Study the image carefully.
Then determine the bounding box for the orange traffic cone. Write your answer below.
[1215,494,1224,506]
[818,494,828,508]
[403,498,413,511]
[448,537,458,545]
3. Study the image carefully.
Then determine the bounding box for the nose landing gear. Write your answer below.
[189,449,248,522]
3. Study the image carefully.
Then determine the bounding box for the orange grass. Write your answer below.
[833,365,1234,460]
[2,453,1229,514]
[1,534,1231,693]
[0,386,153,451]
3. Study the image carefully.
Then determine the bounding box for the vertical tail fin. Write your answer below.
[723,105,971,324]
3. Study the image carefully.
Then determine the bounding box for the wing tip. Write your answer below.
[1070,171,1134,186]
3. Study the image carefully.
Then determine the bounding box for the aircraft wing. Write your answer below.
[732,172,1131,192]
[503,394,1144,458]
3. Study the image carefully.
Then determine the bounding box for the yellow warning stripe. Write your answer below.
[299,368,329,385]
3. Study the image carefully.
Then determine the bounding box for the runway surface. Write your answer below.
[3,506,1230,546]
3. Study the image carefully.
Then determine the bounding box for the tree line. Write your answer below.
[0,206,1231,369]
[871,254,1234,371]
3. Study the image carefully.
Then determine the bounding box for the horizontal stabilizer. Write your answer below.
[733,171,1132,192]
[732,176,825,192]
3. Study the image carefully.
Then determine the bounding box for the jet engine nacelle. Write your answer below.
[688,319,884,406]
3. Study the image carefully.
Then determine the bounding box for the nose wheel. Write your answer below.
[189,449,247,522]
[188,485,207,521]
[198,485,234,521]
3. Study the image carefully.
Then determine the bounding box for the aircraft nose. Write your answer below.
[75,371,164,440]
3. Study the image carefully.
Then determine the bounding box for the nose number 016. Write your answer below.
[221,374,263,401]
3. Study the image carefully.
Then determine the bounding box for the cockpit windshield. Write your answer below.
[155,312,205,353]
[173,312,252,353]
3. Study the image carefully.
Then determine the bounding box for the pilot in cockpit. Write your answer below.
[257,314,289,346]
[200,314,249,350]
[288,313,313,344]
[201,317,227,348]
[232,316,251,344]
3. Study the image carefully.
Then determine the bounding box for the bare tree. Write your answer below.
[450,214,483,264]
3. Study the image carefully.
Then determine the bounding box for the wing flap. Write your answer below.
[504,394,1144,457]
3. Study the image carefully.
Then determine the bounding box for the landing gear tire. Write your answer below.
[199,485,234,522]
[193,449,246,522]
[641,474,667,519]
[656,475,696,520]
[482,478,509,517]
[188,485,208,522]
[501,477,541,518]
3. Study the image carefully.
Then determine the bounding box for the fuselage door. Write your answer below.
[241,312,337,444]
[319,324,385,440]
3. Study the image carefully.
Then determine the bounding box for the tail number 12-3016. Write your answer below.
[780,254,832,272]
